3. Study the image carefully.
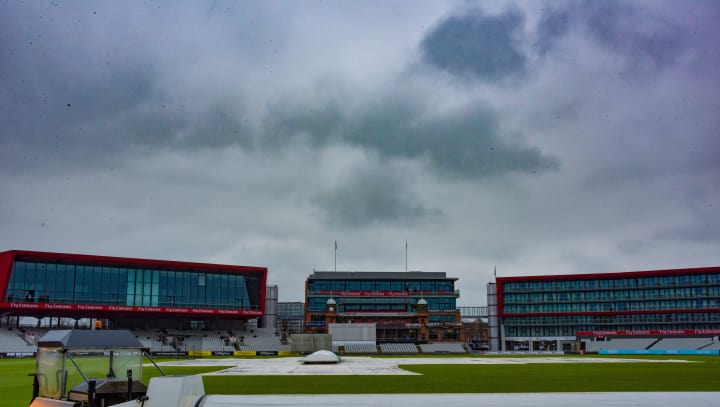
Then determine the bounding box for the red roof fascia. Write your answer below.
[501,308,720,318]
[0,250,266,274]
[496,266,720,283]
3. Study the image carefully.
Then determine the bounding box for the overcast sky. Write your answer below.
[2,1,719,306]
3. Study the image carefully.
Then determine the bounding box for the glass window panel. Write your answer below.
[75,265,84,299]
[55,264,67,300]
[206,274,216,306]
[151,270,159,306]
[126,268,135,306]
[158,271,167,297]
[12,262,27,292]
[219,274,228,307]
[183,273,192,305]
[231,275,240,307]
[34,263,46,294]
[102,267,112,297]
[191,273,200,306]
[143,269,152,306]
[64,265,75,302]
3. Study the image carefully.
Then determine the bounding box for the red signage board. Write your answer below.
[0,302,263,317]
[314,290,453,297]
[576,329,720,337]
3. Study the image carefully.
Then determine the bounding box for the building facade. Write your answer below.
[305,271,465,343]
[0,250,267,329]
[277,301,305,336]
[489,266,720,351]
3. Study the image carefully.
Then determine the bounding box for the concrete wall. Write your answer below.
[329,323,376,343]
[290,334,332,353]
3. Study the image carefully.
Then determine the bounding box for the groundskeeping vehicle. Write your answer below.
[28,329,166,407]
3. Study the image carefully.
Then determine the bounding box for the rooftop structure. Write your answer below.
[489,266,720,352]
[305,270,465,344]
[0,250,267,330]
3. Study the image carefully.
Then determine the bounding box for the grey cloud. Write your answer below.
[656,223,720,243]
[420,9,526,81]
[264,98,559,180]
[410,107,559,177]
[1,1,557,182]
[535,6,574,55]
[586,2,685,70]
[0,18,166,172]
[1,60,256,173]
[535,1,689,71]
[655,186,720,243]
[311,166,440,227]
[2,0,720,306]
[561,251,617,275]
[617,238,656,255]
[0,1,268,174]
[262,102,345,150]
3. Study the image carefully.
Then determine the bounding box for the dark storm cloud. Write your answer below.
[1,0,720,305]
[1,0,558,182]
[406,106,559,177]
[311,166,439,227]
[0,5,161,171]
[0,75,159,173]
[585,1,685,70]
[261,88,557,226]
[535,1,690,71]
[420,9,526,81]
[0,52,256,173]
[0,1,266,174]
[535,6,574,55]
[264,97,559,180]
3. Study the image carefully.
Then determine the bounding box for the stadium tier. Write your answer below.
[305,271,466,344]
[0,250,267,331]
[489,266,720,352]
[379,342,419,354]
[0,326,291,355]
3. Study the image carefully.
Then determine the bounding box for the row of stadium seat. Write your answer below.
[1,327,469,355]
[379,343,419,354]
[329,342,468,354]
[0,328,38,353]
[419,343,467,353]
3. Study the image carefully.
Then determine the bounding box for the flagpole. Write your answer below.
[405,241,408,272]
[334,240,337,272]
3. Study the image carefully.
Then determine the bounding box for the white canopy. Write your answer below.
[301,350,341,364]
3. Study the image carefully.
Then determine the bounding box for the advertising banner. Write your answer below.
[0,301,263,317]
[577,329,720,337]
[188,351,212,357]
[600,349,719,355]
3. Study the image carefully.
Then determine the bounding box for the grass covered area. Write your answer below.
[203,358,720,394]
[2,355,719,406]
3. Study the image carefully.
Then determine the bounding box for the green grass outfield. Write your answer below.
[201,355,720,395]
[3,355,720,406]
